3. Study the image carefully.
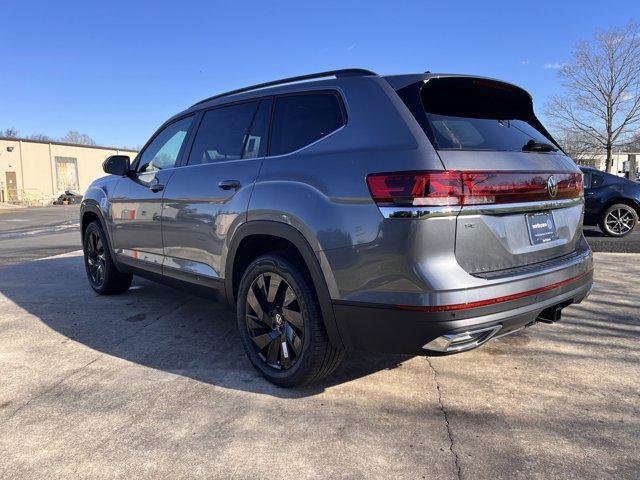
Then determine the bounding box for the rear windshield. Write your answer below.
[397,77,557,152]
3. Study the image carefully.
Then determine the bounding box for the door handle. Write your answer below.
[149,183,164,192]
[218,180,240,190]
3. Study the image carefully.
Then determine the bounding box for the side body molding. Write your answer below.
[225,221,345,349]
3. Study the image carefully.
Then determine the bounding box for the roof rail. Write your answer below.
[191,68,377,107]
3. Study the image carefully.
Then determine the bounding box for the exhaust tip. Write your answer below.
[423,325,502,353]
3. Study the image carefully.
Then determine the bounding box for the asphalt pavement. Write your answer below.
[0,205,81,266]
[583,225,640,253]
[0,250,637,479]
[0,205,639,478]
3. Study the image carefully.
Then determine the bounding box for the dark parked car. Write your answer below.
[80,69,593,386]
[581,167,640,236]
[53,191,83,205]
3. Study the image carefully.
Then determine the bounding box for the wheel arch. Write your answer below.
[80,203,117,255]
[226,221,345,349]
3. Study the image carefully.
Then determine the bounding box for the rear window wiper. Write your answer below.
[522,140,557,152]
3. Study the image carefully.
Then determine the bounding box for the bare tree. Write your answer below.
[553,126,601,165]
[2,127,19,138]
[61,131,97,146]
[546,22,640,172]
[28,134,52,141]
[625,131,640,151]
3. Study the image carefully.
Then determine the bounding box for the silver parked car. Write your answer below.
[81,69,593,386]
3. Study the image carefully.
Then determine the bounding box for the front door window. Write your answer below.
[136,116,194,173]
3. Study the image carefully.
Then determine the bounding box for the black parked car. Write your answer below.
[581,167,640,236]
[53,190,83,205]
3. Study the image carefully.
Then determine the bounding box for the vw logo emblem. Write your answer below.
[547,175,558,198]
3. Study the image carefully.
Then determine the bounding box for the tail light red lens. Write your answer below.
[366,171,583,207]
[462,171,583,204]
[366,171,462,206]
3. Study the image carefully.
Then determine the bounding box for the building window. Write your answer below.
[55,157,79,192]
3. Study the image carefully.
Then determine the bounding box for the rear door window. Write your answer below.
[270,93,344,156]
[188,102,258,165]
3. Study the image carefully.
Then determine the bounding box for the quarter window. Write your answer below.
[188,102,259,165]
[137,116,194,172]
[243,99,272,159]
[270,93,344,156]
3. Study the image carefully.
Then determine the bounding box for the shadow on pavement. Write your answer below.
[582,228,607,238]
[0,254,411,398]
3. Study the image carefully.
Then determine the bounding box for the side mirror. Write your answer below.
[103,155,131,176]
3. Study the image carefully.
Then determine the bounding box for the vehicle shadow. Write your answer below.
[582,227,606,238]
[0,254,412,398]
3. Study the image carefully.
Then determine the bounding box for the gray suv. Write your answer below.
[81,69,593,386]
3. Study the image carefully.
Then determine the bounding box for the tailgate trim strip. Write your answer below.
[379,198,583,219]
[459,197,583,215]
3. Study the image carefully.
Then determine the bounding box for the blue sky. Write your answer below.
[1,0,637,148]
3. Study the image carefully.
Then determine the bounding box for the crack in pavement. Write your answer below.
[0,356,101,425]
[426,357,462,480]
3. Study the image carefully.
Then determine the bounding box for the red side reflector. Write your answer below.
[366,171,583,207]
[396,270,592,312]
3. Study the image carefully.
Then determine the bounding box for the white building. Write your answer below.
[573,151,639,178]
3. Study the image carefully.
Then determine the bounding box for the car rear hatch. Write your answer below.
[394,75,584,275]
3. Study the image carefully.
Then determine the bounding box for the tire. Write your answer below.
[83,220,133,295]
[598,203,638,237]
[236,254,343,387]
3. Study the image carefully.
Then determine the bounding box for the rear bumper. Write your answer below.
[332,268,593,355]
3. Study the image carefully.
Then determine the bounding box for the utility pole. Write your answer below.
[629,155,637,181]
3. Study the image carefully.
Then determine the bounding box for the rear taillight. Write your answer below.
[366,171,462,206]
[366,171,583,207]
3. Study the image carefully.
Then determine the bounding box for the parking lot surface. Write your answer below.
[0,249,638,479]
[0,205,80,266]
[584,225,640,253]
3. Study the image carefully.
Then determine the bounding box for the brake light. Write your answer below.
[366,171,462,206]
[366,171,583,207]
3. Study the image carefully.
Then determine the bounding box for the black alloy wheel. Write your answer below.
[86,228,106,287]
[82,220,132,295]
[245,272,304,370]
[236,254,343,387]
